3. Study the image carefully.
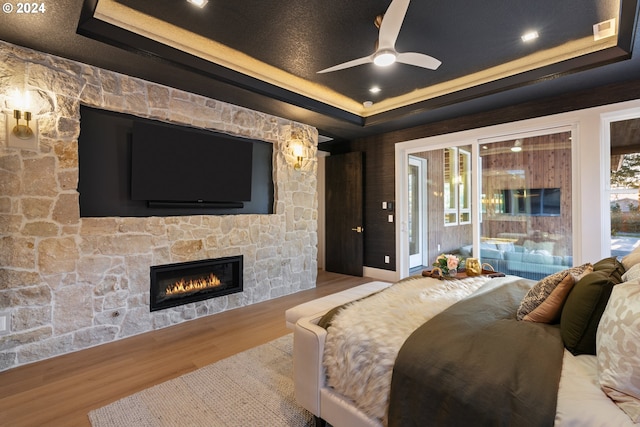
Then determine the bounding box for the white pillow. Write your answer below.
[622,246,640,270]
[596,280,640,423]
[622,263,640,282]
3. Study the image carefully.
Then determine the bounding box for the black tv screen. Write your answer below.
[130,121,253,203]
[503,188,561,216]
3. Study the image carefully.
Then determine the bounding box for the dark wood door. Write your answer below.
[325,152,364,276]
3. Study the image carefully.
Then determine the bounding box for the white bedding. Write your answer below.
[556,351,639,426]
[323,274,493,425]
[320,274,640,427]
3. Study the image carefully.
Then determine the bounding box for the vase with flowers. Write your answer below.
[433,253,460,277]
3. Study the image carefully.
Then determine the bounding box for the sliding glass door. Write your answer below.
[478,130,573,279]
[404,128,574,280]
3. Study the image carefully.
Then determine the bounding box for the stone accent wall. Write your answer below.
[0,41,318,372]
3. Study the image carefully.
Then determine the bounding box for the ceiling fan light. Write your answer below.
[373,51,397,67]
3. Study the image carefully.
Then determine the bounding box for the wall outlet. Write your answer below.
[382,201,387,209]
[384,255,390,264]
[0,312,10,336]
[388,214,394,222]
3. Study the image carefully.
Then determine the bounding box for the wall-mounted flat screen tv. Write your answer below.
[78,106,273,217]
[130,121,253,205]
[503,188,561,216]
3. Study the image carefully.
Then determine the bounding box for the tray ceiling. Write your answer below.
[0,0,638,140]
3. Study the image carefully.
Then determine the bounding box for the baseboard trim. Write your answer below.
[363,267,400,282]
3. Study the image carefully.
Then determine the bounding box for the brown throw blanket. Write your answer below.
[388,279,564,427]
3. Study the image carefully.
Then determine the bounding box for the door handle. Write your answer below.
[351,226,363,233]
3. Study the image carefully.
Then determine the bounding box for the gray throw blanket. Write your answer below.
[388,279,564,427]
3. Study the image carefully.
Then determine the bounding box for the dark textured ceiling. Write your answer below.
[0,0,638,142]
[112,0,618,102]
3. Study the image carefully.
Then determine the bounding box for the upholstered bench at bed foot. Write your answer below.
[285,280,392,329]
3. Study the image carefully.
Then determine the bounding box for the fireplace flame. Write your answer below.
[163,273,222,297]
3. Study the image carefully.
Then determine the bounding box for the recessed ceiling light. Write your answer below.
[521,31,539,42]
[369,86,381,94]
[187,0,208,8]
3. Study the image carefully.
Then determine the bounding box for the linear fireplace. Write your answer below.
[150,256,243,312]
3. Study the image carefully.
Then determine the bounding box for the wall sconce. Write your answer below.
[6,90,38,150]
[287,127,309,171]
[12,109,34,139]
[292,142,305,170]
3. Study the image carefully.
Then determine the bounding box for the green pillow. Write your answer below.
[560,257,625,355]
[592,256,625,280]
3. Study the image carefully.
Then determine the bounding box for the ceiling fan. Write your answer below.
[318,0,442,74]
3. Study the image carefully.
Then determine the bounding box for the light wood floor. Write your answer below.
[0,270,373,427]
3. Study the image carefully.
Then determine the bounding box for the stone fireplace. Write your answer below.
[0,40,318,372]
[150,256,243,311]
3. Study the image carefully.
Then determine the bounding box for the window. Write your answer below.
[444,148,458,225]
[459,149,471,224]
[609,118,640,258]
[444,147,471,225]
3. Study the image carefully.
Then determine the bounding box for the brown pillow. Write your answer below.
[516,263,592,321]
[523,273,575,323]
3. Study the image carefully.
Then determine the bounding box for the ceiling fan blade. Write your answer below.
[378,0,411,50]
[396,52,442,70]
[317,55,373,73]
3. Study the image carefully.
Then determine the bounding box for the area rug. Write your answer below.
[88,334,314,427]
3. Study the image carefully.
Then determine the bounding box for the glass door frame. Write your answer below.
[408,155,427,269]
[395,124,579,279]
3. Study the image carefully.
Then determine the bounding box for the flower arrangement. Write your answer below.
[433,253,460,275]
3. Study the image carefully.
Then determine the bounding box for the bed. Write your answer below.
[291,257,640,427]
